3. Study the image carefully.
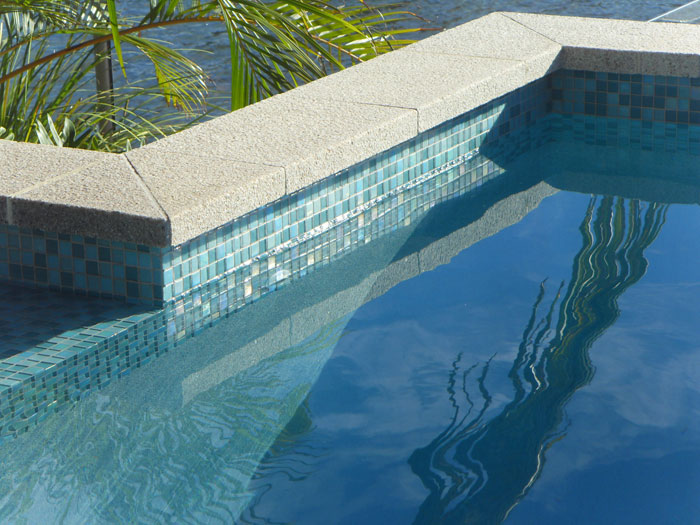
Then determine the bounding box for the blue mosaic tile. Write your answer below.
[550,69,700,124]
[0,229,164,304]
[551,113,700,157]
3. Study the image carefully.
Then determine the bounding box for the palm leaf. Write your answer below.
[0,0,426,150]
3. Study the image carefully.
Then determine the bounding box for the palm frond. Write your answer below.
[0,0,427,150]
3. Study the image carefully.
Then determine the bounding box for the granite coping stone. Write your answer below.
[406,12,560,60]
[138,94,419,197]
[9,154,169,245]
[125,150,286,246]
[289,50,561,133]
[503,12,700,76]
[3,13,700,247]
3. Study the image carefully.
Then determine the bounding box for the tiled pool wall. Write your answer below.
[6,71,700,309]
[552,112,700,154]
[0,77,550,307]
[0,228,164,303]
[551,70,700,123]
[550,69,700,156]
[5,68,700,440]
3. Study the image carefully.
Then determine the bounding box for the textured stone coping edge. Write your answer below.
[3,12,700,247]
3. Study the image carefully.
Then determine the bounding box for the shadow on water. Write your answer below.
[408,195,668,525]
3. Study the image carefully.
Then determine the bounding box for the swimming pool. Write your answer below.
[2,11,700,524]
[1,109,699,522]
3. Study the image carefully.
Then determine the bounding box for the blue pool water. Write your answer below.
[1,114,699,523]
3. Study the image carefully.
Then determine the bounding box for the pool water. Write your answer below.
[235,153,700,524]
[0,114,698,523]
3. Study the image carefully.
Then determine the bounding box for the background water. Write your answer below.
[1,115,699,523]
[120,0,684,111]
[396,0,682,28]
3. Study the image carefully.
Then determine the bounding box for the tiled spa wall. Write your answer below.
[4,70,700,309]
[162,77,550,304]
[0,77,550,306]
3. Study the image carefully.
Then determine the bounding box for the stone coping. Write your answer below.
[3,12,700,247]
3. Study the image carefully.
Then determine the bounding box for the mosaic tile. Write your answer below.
[0,229,164,304]
[550,69,700,125]
[551,113,700,156]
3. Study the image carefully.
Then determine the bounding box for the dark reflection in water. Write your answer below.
[244,397,327,525]
[408,196,667,524]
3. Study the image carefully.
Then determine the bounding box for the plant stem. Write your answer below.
[94,40,114,134]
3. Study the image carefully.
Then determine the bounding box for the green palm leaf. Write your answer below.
[0,0,426,151]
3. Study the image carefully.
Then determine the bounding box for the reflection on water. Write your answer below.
[408,197,667,524]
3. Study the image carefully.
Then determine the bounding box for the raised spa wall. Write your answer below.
[3,13,700,307]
